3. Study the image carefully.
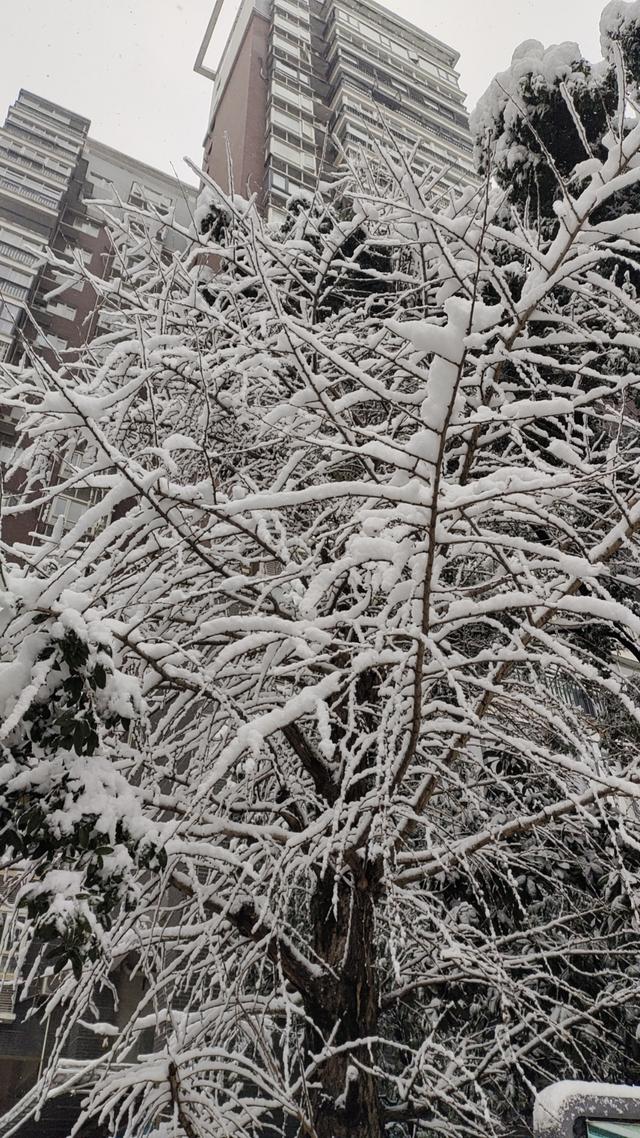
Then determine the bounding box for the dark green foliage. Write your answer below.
[471,9,640,228]
[0,615,166,971]
[278,190,394,318]
[198,200,232,243]
[25,628,109,757]
[477,61,617,225]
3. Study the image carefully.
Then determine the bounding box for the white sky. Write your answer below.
[1,0,608,187]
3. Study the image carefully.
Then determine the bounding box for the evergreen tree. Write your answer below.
[471,1,640,227]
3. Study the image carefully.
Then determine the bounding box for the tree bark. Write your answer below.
[304,868,383,1138]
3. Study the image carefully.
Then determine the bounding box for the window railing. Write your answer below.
[548,670,607,719]
[0,964,15,1021]
[0,144,68,185]
[0,173,59,209]
[17,95,84,134]
[3,122,76,162]
[8,110,81,153]
[0,240,38,267]
[0,280,28,301]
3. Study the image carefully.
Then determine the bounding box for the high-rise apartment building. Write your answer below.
[0,90,197,374]
[0,92,90,366]
[195,0,476,223]
[0,91,197,544]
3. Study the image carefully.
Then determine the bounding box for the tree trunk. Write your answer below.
[304,868,383,1138]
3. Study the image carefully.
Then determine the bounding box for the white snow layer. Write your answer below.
[534,1082,640,1135]
[471,39,600,171]
[601,1,640,54]
[474,1,640,157]
[473,41,583,129]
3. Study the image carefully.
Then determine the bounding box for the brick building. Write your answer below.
[195,0,476,223]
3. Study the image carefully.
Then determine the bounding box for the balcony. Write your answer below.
[0,143,68,187]
[0,279,29,301]
[2,123,75,167]
[7,109,82,156]
[0,239,39,267]
[0,173,59,211]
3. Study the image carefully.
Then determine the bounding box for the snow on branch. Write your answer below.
[3,51,640,1138]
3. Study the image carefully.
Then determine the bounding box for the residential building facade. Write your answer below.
[0,91,90,367]
[0,90,197,547]
[196,0,476,223]
[0,90,197,372]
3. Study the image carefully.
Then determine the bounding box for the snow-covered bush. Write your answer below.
[0,580,164,975]
[2,46,640,1137]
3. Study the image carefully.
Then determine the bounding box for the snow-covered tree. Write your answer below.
[471,1,640,227]
[3,41,640,1136]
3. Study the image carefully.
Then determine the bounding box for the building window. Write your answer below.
[0,275,29,302]
[271,80,314,113]
[0,415,17,461]
[34,332,68,352]
[129,182,172,214]
[0,302,20,337]
[67,216,101,237]
[0,871,22,1022]
[272,172,289,192]
[89,174,115,198]
[270,138,316,171]
[64,246,94,267]
[43,301,76,321]
[46,492,90,532]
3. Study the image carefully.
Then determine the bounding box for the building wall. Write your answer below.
[27,140,198,359]
[84,138,197,242]
[0,90,197,373]
[0,93,200,1129]
[325,0,475,182]
[203,9,270,203]
[0,957,148,1138]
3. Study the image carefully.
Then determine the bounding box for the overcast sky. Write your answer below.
[1,0,608,187]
